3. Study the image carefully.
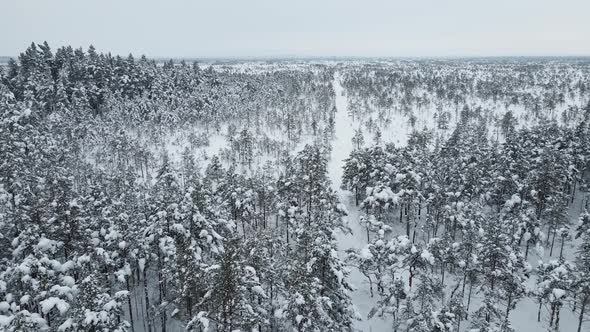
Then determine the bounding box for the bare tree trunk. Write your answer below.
[559,237,566,260]
[505,293,513,326]
[571,180,577,204]
[466,282,474,312]
[127,277,135,332]
[578,295,587,332]
[366,273,374,298]
[143,264,152,332]
[159,254,167,332]
[555,304,561,331]
[549,230,557,257]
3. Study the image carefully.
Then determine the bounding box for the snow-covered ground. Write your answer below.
[330,73,391,331]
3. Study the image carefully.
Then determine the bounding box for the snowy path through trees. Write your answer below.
[329,73,391,332]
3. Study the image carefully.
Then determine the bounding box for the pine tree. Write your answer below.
[573,212,590,332]
[200,236,269,332]
[535,259,575,330]
[59,274,130,331]
[476,216,527,329]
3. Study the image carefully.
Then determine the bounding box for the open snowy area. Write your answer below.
[1,44,590,332]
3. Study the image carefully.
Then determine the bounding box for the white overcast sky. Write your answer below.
[2,0,589,58]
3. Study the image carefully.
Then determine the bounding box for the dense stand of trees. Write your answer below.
[0,43,350,331]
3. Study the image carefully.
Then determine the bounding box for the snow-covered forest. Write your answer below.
[1,43,590,332]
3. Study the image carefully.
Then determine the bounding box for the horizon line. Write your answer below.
[2,53,590,62]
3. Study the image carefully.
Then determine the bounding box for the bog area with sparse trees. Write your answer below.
[1,43,590,332]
